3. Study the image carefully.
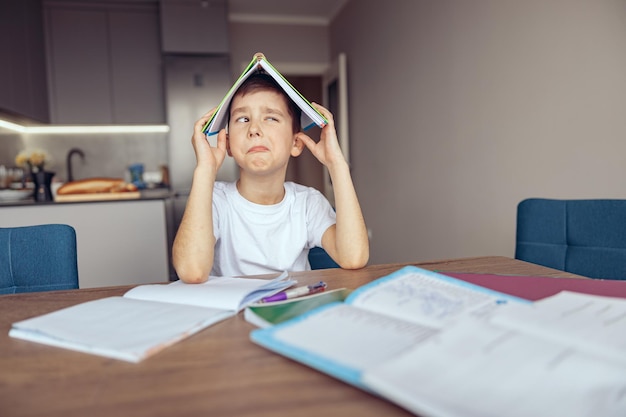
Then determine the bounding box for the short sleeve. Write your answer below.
[211,182,229,241]
[306,188,336,248]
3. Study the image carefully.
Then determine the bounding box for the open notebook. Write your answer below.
[10,272,295,362]
[251,266,626,417]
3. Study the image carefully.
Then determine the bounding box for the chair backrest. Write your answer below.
[0,224,79,294]
[308,246,340,270]
[515,198,626,280]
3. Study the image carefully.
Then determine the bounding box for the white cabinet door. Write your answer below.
[109,9,165,124]
[0,0,49,122]
[45,7,112,123]
[0,200,170,288]
[44,3,164,124]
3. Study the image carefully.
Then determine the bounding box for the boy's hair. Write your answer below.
[229,72,302,134]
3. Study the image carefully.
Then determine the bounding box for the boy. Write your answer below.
[172,73,369,283]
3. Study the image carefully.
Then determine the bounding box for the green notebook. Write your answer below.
[244,287,352,328]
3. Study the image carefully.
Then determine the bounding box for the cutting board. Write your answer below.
[54,192,141,202]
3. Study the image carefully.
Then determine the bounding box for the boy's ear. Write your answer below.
[291,133,305,157]
[226,132,233,157]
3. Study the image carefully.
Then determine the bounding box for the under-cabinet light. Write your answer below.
[0,118,169,134]
[0,119,27,133]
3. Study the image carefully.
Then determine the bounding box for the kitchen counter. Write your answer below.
[0,188,173,207]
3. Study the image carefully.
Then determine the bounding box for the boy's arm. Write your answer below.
[322,160,369,269]
[297,103,369,269]
[172,110,227,283]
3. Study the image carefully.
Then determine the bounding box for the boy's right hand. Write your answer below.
[192,108,228,177]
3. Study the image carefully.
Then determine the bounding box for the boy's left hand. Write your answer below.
[297,103,346,168]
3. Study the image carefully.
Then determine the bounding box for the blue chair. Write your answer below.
[515,198,626,280]
[308,246,340,270]
[0,224,79,294]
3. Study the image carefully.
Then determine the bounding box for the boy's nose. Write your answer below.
[248,122,262,137]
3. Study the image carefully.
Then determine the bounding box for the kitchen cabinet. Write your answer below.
[0,0,49,122]
[160,0,229,54]
[44,2,164,124]
[0,199,170,288]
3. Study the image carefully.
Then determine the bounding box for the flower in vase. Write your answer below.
[15,149,51,173]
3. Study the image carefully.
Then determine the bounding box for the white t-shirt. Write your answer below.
[211,181,336,277]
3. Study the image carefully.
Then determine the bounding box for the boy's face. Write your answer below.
[227,90,303,175]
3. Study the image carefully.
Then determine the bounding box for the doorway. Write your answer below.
[284,75,324,192]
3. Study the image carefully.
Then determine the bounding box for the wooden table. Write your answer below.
[0,257,583,417]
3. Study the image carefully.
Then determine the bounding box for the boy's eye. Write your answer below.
[265,116,279,122]
[235,116,249,123]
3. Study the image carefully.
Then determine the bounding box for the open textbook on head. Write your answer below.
[251,266,626,417]
[202,52,328,136]
[9,272,295,363]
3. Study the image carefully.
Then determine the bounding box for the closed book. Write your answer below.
[244,288,352,328]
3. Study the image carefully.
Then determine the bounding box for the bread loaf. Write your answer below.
[57,178,138,195]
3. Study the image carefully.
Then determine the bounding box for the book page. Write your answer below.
[124,271,293,312]
[251,266,526,386]
[203,56,259,135]
[491,291,626,366]
[9,297,233,362]
[257,59,327,130]
[10,272,293,362]
[363,319,626,417]
[347,266,525,328]
[251,303,438,387]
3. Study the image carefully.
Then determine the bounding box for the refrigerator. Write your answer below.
[163,55,237,278]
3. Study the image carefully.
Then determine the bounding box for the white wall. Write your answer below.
[331,0,626,264]
[229,21,329,77]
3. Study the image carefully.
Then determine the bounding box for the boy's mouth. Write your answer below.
[248,146,269,153]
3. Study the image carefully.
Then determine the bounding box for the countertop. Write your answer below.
[0,188,173,207]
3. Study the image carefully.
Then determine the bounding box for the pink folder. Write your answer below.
[441,272,626,301]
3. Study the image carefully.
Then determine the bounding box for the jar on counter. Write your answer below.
[128,163,145,189]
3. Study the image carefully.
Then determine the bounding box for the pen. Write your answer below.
[260,281,327,303]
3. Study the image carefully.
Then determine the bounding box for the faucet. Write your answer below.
[66,148,85,182]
